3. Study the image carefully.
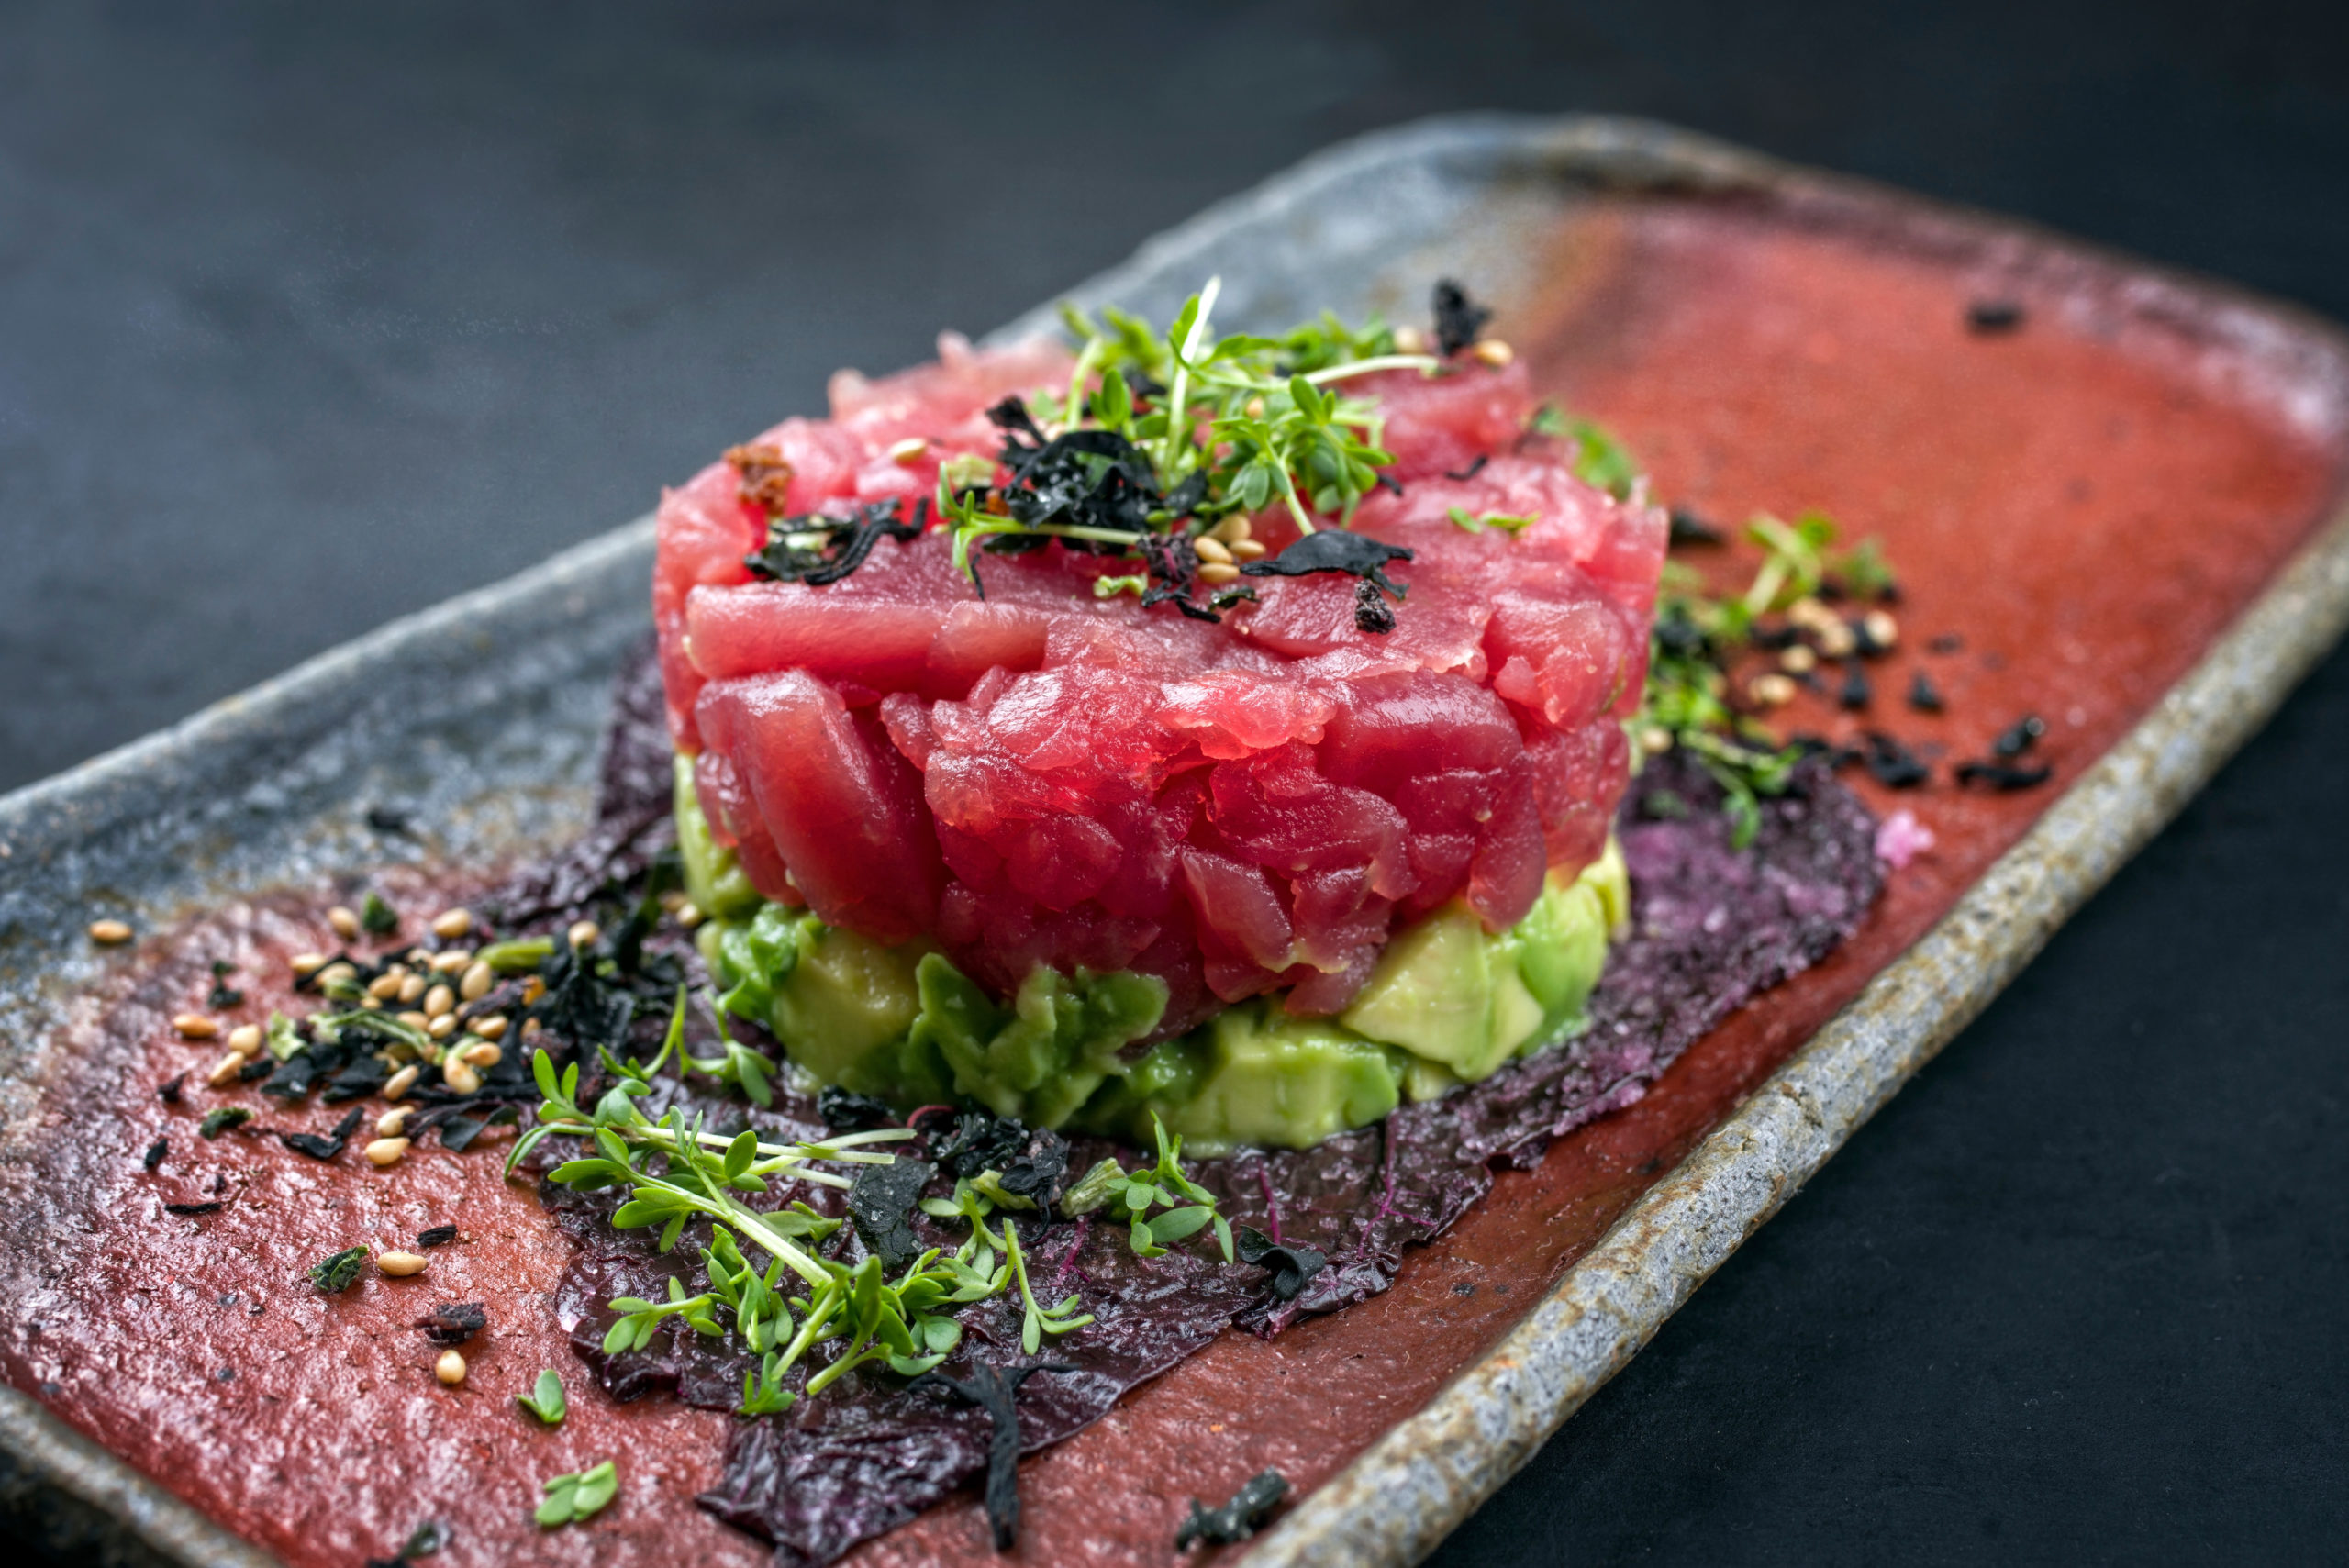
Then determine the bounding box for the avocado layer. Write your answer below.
[683,763,1626,1153]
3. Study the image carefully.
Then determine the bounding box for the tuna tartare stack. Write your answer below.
[655,283,1665,1151]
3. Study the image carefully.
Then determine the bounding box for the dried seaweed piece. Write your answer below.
[309,1245,368,1293]
[1966,298,2026,334]
[1240,531,1413,602]
[1431,278,1492,357]
[141,1139,168,1171]
[415,1302,488,1346]
[1175,1468,1290,1550]
[818,1086,899,1133]
[1909,672,1945,713]
[164,1201,223,1217]
[1667,506,1726,546]
[1838,662,1872,710]
[848,1157,934,1268]
[280,1106,365,1162]
[1992,714,2047,756]
[1233,1227,1328,1303]
[362,1518,451,1568]
[415,1224,460,1249]
[1956,760,2053,791]
[907,1362,1075,1551]
[1861,731,1930,789]
[157,1073,186,1105]
[198,1106,253,1139]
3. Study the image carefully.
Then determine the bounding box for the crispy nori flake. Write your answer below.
[206,961,244,1010]
[323,1053,391,1102]
[1861,732,1931,789]
[1233,1227,1328,1302]
[436,1103,518,1152]
[158,1073,186,1105]
[1431,278,1493,358]
[847,1157,935,1269]
[1373,472,1405,497]
[364,804,417,836]
[993,1127,1072,1205]
[1992,714,2047,757]
[415,1302,487,1346]
[1667,506,1727,546]
[198,1106,254,1139]
[531,940,636,1053]
[921,1108,1029,1179]
[1956,759,2054,790]
[363,1517,452,1568]
[1442,454,1489,482]
[164,1201,224,1217]
[1967,298,2026,334]
[308,1245,368,1294]
[817,1086,900,1134]
[1175,1468,1290,1551]
[1909,671,1945,713]
[1745,619,1800,651]
[237,1053,273,1084]
[1208,585,1260,612]
[141,1139,169,1171]
[907,1363,1074,1551]
[1240,531,1413,602]
[1927,632,1964,653]
[279,1106,364,1161]
[990,398,1163,545]
[744,499,923,587]
[415,1224,460,1249]
[1838,662,1872,710]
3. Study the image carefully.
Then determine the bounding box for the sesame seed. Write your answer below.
[328,906,361,941]
[1244,396,1265,418]
[886,436,929,465]
[1230,539,1267,561]
[1787,597,1835,633]
[1208,515,1253,544]
[227,1025,263,1057]
[521,1018,543,1039]
[567,920,600,950]
[422,984,455,1019]
[1779,644,1819,674]
[460,1040,502,1068]
[429,950,472,973]
[674,903,704,930]
[88,919,133,946]
[376,1250,429,1277]
[434,1350,466,1386]
[317,962,358,990]
[384,1064,420,1100]
[206,1051,245,1087]
[1640,726,1675,755]
[173,1014,221,1040]
[1392,325,1429,355]
[1471,339,1514,367]
[427,1015,459,1042]
[376,1108,410,1138]
[366,973,403,1001]
[458,962,494,1002]
[1750,673,1798,707]
[364,1137,410,1168]
[429,908,473,940]
[472,1014,508,1040]
[395,1010,430,1031]
[290,952,329,977]
[1197,562,1242,585]
[398,973,427,1004]
[1815,621,1857,660]
[1864,609,1899,649]
[1193,537,1234,565]
[441,1059,481,1095]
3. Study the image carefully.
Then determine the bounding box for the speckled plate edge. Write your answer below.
[2,114,2344,1568]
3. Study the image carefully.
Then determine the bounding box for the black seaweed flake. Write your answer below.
[1838,662,1872,710]
[280,1106,365,1162]
[1927,632,1965,654]
[920,1108,1030,1179]
[363,1518,451,1568]
[1967,298,2026,334]
[1232,1227,1327,1303]
[1373,472,1405,497]
[907,1363,1075,1551]
[1861,732,1931,789]
[158,1073,186,1105]
[142,1139,168,1172]
[1175,1469,1290,1551]
[415,1224,460,1249]
[745,500,924,587]
[1240,530,1412,600]
[1431,278,1493,357]
[1667,506,1726,546]
[1956,759,2053,790]
[415,1302,488,1346]
[818,1086,899,1133]
[436,1103,518,1153]
[1992,714,2047,757]
[1443,455,1488,482]
[164,1201,224,1217]
[846,1157,934,1269]
[364,804,417,837]
[206,961,244,1010]
[1909,671,1945,713]
[1353,579,1397,634]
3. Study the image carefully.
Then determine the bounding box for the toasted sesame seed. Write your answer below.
[1230,539,1267,561]
[521,1018,543,1038]
[1392,325,1429,355]
[1640,726,1675,755]
[328,906,361,940]
[428,1014,459,1042]
[567,920,600,950]
[173,1014,221,1040]
[1208,515,1253,544]
[1193,536,1234,565]
[384,1064,420,1100]
[1816,621,1857,659]
[429,908,473,940]
[228,1025,263,1057]
[376,1250,429,1277]
[1750,673,1798,706]
[441,1059,481,1095]
[366,973,403,1001]
[1471,339,1514,367]
[674,903,704,930]
[422,984,455,1019]
[460,1040,502,1068]
[1787,597,1835,633]
[520,977,546,1006]
[1197,562,1242,585]
[290,951,329,977]
[88,919,134,946]
[434,1350,466,1385]
[473,1014,508,1040]
[361,996,384,1011]
[364,1137,410,1167]
[429,949,472,973]
[1864,609,1899,649]
[317,962,358,990]
[376,1108,410,1138]
[1779,644,1819,674]
[658,890,687,914]
[396,1009,430,1031]
[886,436,929,465]
[397,973,427,1004]
[1244,396,1265,418]
[206,1051,246,1087]
[458,962,494,1002]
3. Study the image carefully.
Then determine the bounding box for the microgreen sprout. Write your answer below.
[536,1459,618,1528]
[517,1368,567,1425]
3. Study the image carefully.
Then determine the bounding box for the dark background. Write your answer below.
[6,2,2346,1563]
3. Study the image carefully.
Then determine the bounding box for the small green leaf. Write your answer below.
[306,1245,368,1293]
[518,1368,567,1425]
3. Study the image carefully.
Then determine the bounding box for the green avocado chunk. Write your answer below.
[685,766,1625,1151]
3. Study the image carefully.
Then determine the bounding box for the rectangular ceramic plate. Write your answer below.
[4,115,2346,1568]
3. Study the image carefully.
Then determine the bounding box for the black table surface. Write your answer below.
[5,4,2344,1563]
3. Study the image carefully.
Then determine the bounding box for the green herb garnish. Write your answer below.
[198,1106,254,1139]
[517,1369,567,1425]
[536,1459,618,1528]
[360,892,398,935]
[307,1245,367,1293]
